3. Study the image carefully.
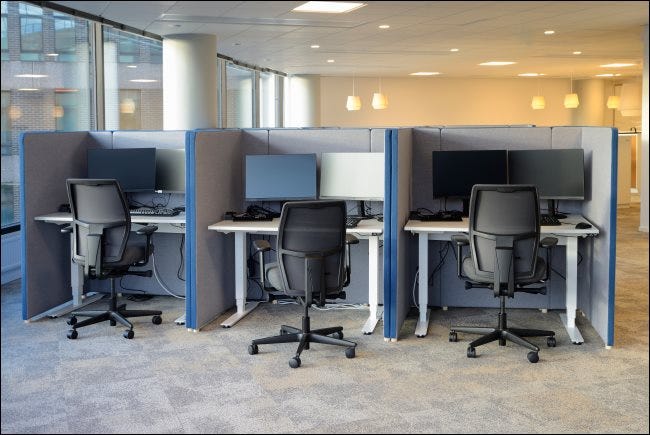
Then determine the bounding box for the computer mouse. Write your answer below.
[575,222,592,229]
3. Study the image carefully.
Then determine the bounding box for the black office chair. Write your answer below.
[247,200,358,368]
[449,184,558,363]
[64,179,162,339]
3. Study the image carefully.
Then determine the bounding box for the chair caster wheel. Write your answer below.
[332,331,343,339]
[152,315,162,325]
[123,330,134,339]
[248,344,258,355]
[345,347,356,359]
[547,336,556,347]
[67,329,78,339]
[110,320,116,326]
[527,351,539,363]
[449,331,458,342]
[67,316,77,326]
[289,356,301,368]
[467,346,476,358]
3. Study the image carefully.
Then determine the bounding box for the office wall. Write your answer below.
[320,77,576,127]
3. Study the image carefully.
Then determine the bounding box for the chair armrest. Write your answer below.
[451,234,469,246]
[252,239,271,254]
[135,225,158,236]
[61,225,72,234]
[346,234,359,245]
[540,237,558,248]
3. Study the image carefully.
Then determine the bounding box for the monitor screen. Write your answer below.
[155,148,185,193]
[508,149,585,200]
[432,150,508,198]
[319,152,384,201]
[87,148,156,192]
[245,154,317,201]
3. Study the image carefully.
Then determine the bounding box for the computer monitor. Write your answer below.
[319,152,384,218]
[245,153,317,201]
[155,148,185,193]
[87,148,156,192]
[432,150,508,215]
[508,148,585,218]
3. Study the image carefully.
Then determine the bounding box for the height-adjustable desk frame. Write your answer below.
[208,218,384,334]
[404,214,599,344]
[33,212,186,321]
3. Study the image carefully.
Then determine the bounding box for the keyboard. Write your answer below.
[130,207,180,217]
[540,214,561,226]
[346,216,362,228]
[418,211,463,222]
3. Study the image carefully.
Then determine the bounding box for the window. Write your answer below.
[226,63,254,128]
[53,12,75,60]
[19,2,43,61]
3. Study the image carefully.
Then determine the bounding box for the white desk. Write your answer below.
[34,212,186,320]
[404,214,599,344]
[208,218,384,334]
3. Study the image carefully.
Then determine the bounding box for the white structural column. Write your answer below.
[163,34,218,130]
[284,75,321,127]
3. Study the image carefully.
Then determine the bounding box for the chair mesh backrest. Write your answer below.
[67,179,130,265]
[469,184,540,283]
[277,200,346,297]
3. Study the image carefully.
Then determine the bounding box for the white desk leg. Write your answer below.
[560,236,584,344]
[220,231,259,327]
[415,233,431,337]
[362,236,383,335]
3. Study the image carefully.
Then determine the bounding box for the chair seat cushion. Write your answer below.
[265,263,283,291]
[108,242,146,268]
[462,256,547,287]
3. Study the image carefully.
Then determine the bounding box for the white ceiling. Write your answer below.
[52,1,648,79]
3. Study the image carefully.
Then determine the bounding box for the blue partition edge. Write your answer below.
[607,129,618,346]
[382,130,393,338]
[185,130,197,329]
[383,129,400,339]
[19,132,27,320]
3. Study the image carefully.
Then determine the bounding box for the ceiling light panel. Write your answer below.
[293,2,366,14]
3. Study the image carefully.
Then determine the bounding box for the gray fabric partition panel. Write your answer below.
[112,130,186,149]
[240,129,270,210]
[190,130,243,329]
[268,128,370,155]
[579,127,617,346]
[370,128,386,152]
[440,126,551,150]
[411,128,441,210]
[551,126,583,149]
[20,131,112,320]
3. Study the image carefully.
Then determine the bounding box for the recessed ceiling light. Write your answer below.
[378,24,390,29]
[544,30,555,35]
[129,79,158,83]
[595,73,622,77]
[479,61,516,66]
[518,73,544,77]
[15,74,48,78]
[293,1,366,14]
[310,44,320,48]
[409,72,440,76]
[326,59,335,63]
[450,48,459,52]
[573,51,582,55]
[600,63,635,68]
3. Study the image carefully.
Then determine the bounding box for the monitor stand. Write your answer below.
[355,200,368,219]
[543,199,567,219]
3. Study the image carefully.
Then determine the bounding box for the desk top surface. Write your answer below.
[35,212,186,225]
[404,214,599,236]
[209,217,384,236]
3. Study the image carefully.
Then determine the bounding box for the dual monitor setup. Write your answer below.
[432,148,585,219]
[244,152,384,222]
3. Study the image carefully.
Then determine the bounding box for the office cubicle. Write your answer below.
[20,125,616,346]
[385,126,617,346]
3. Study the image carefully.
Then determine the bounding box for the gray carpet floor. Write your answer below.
[2,205,648,434]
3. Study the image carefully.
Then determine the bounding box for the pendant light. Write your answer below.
[371,77,388,109]
[564,74,579,109]
[607,94,620,127]
[531,78,545,109]
[346,75,361,111]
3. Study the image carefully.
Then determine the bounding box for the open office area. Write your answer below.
[2,1,649,434]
